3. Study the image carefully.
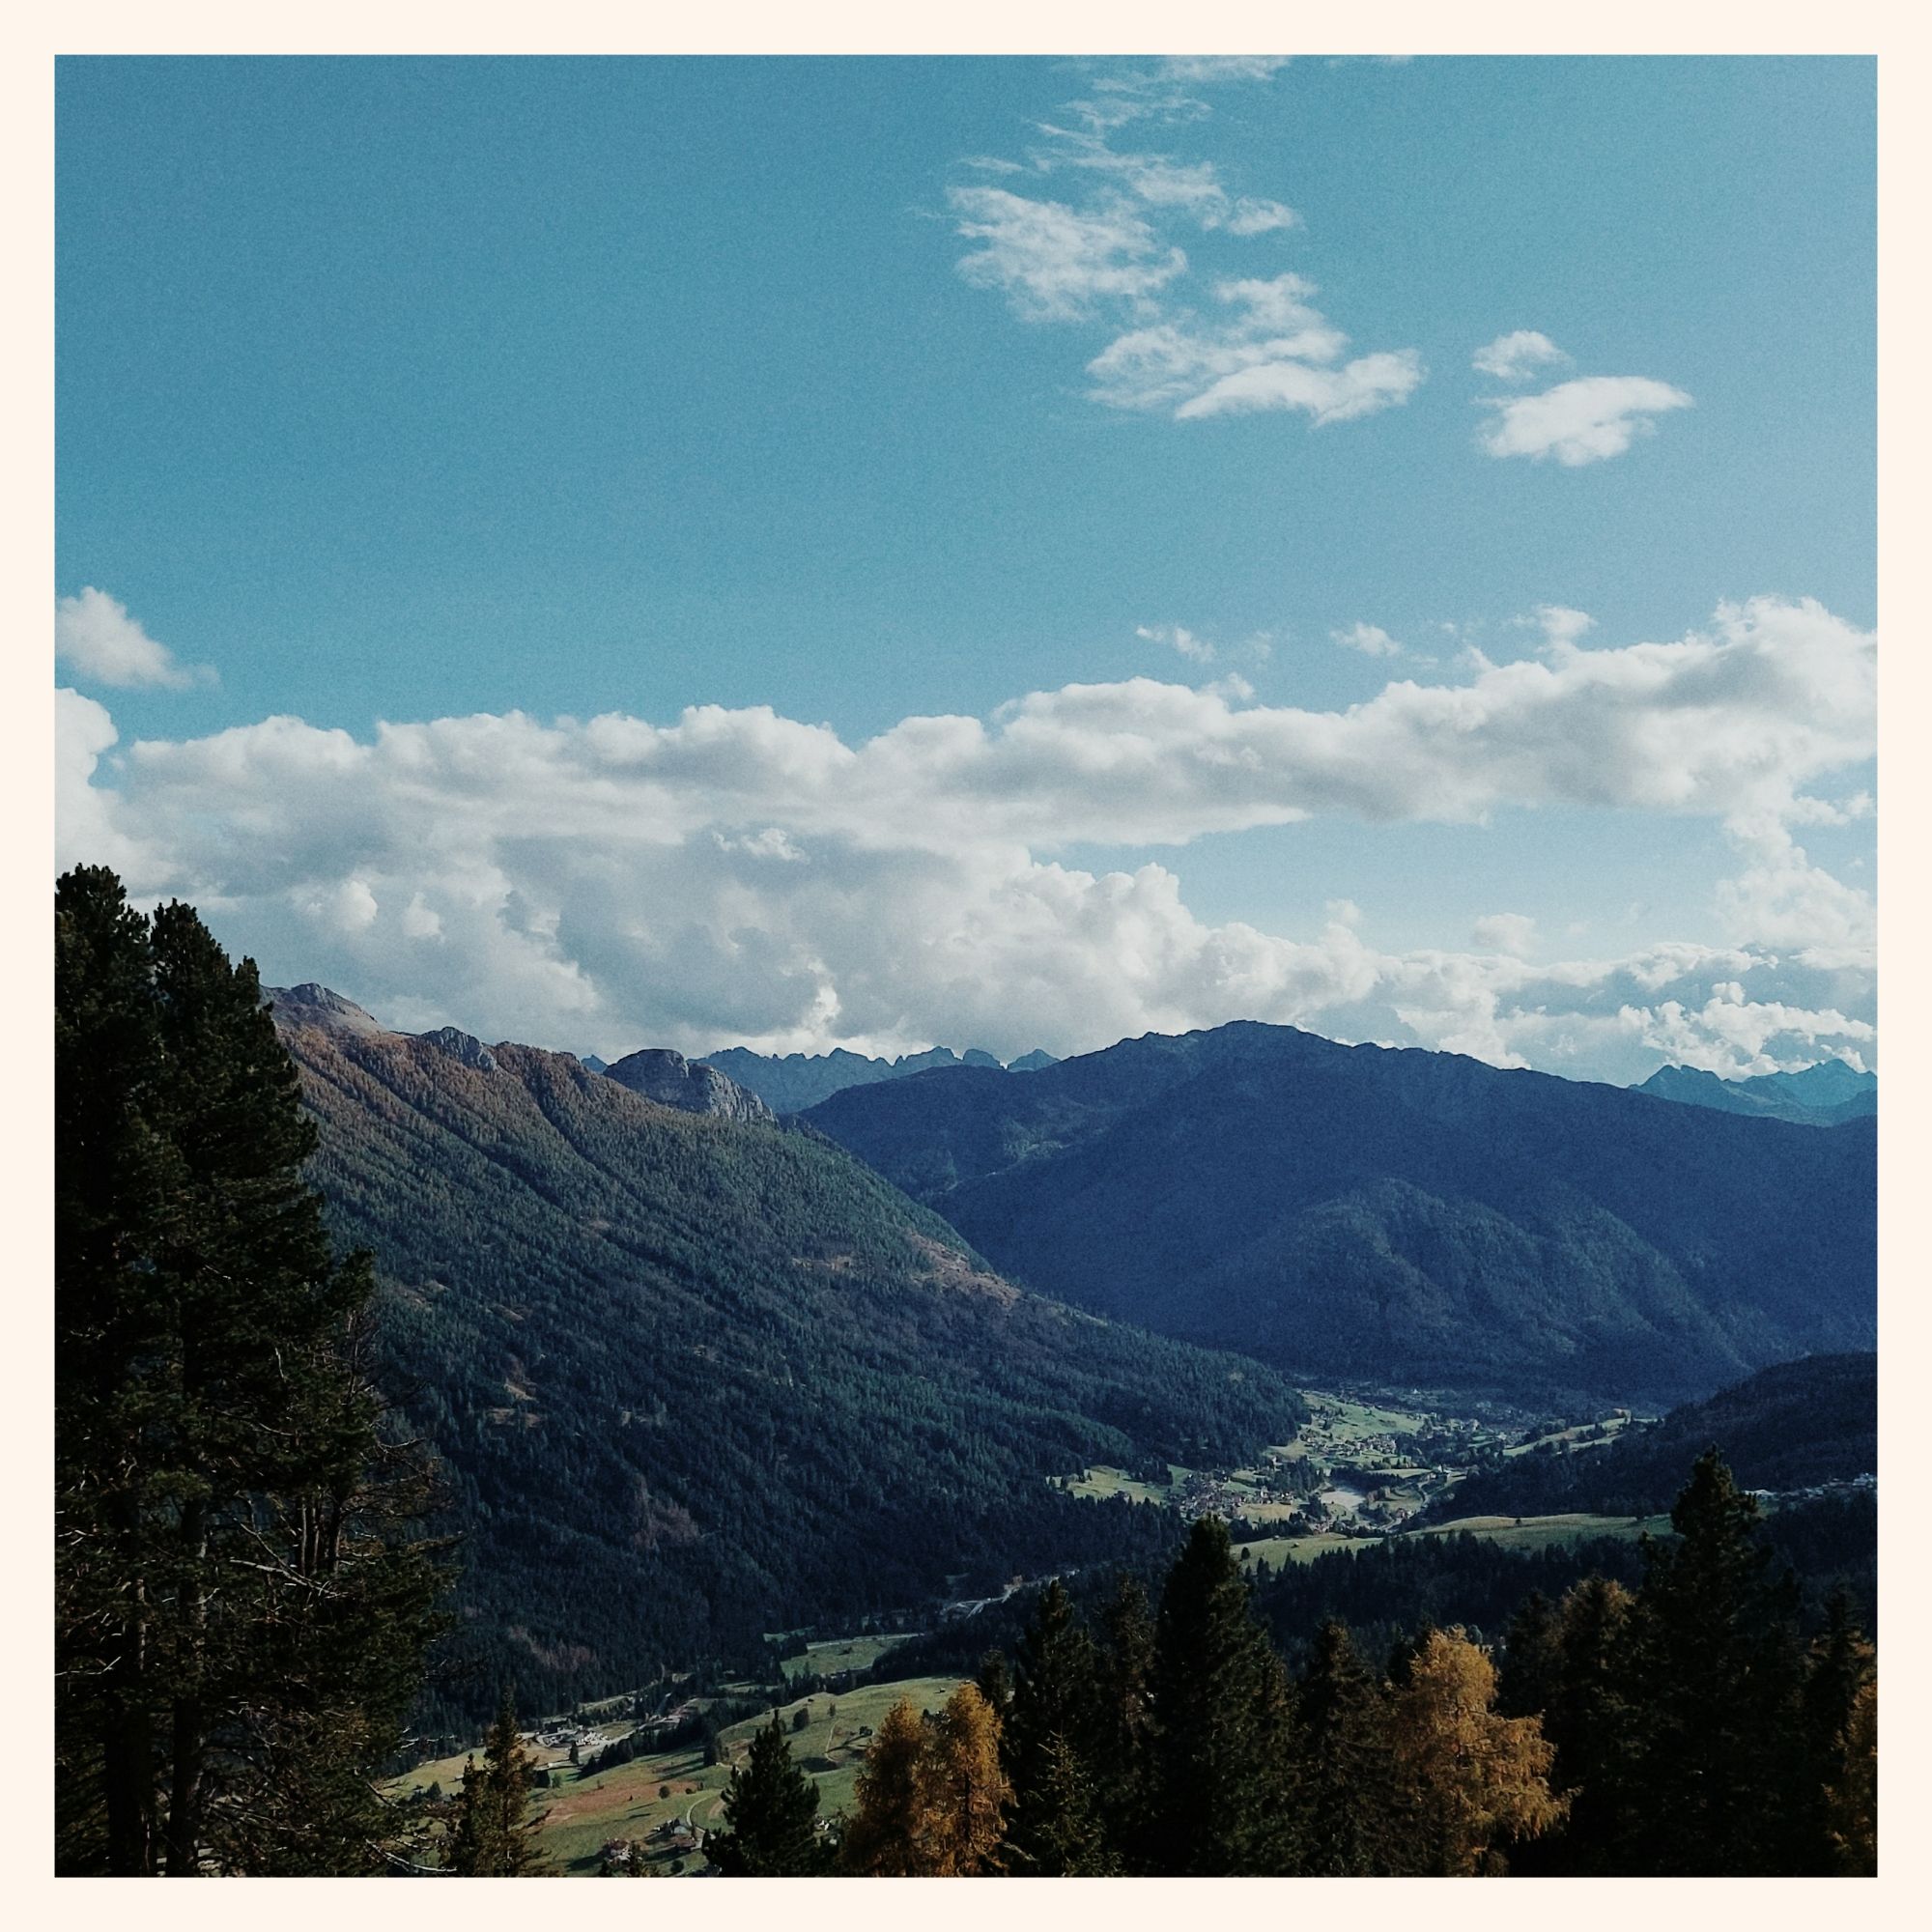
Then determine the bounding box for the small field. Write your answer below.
[779,1633,919,1683]
[1232,1531,1363,1567]
[1410,1511,1672,1550]
[1055,1463,1184,1504]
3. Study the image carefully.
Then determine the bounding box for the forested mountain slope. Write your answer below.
[804,1023,1876,1405]
[268,992,1306,1723]
[1416,1352,1877,1522]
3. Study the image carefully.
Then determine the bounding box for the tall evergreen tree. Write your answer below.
[1144,1517,1300,1875]
[449,1692,547,1875]
[1294,1618,1398,1875]
[54,868,447,1875]
[1001,1579,1103,1875]
[1091,1573,1154,1858]
[708,1717,830,1875]
[1612,1449,1808,1874]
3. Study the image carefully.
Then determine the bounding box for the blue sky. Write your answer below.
[56,56,1877,1079]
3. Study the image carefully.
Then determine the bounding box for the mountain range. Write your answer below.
[264,986,1304,1722]
[698,1042,1057,1115]
[803,1022,1876,1406]
[1634,1060,1877,1127]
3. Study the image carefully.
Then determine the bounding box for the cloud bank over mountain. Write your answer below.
[58,597,1875,1082]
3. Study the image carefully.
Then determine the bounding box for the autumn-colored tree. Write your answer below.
[838,1688,1010,1876]
[1386,1629,1565,1876]
[1821,1679,1876,1876]
[839,1697,930,1876]
[921,1684,1012,1875]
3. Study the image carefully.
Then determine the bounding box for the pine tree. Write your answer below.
[54,869,447,1876]
[449,1692,548,1874]
[1092,1574,1154,1859]
[709,1717,830,1875]
[1144,1517,1301,1874]
[1294,1618,1398,1875]
[1613,1450,1808,1874]
[1002,1580,1103,1874]
[1385,1629,1565,1876]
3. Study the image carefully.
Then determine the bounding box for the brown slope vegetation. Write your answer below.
[269,995,1307,1725]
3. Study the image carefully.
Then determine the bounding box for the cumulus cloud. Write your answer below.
[1333,622,1405,658]
[56,587,214,690]
[1471,329,1569,383]
[56,598,1875,1078]
[1481,375,1694,466]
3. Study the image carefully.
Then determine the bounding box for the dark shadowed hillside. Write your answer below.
[1414,1352,1876,1522]
[804,1023,1876,1405]
[703,1042,1053,1113]
[268,992,1306,1723]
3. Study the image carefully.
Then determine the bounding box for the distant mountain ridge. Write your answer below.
[1634,1060,1877,1127]
[702,1041,1058,1114]
[803,1022,1876,1406]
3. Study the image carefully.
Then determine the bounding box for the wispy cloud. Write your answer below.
[1481,374,1693,467]
[948,60,1420,432]
[1087,273,1421,423]
[55,587,215,691]
[950,186,1185,322]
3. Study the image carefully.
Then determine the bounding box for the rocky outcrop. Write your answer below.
[601,1048,776,1124]
[263,983,388,1037]
[416,1026,499,1073]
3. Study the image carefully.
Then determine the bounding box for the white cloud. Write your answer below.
[1333,622,1405,658]
[1176,348,1424,424]
[1226,198,1300,236]
[1471,913,1538,957]
[1471,329,1569,383]
[57,599,1875,1077]
[1531,605,1596,649]
[1137,623,1216,663]
[952,64,1419,434]
[1089,274,1418,424]
[1481,375,1693,466]
[949,186,1186,322]
[56,587,214,690]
